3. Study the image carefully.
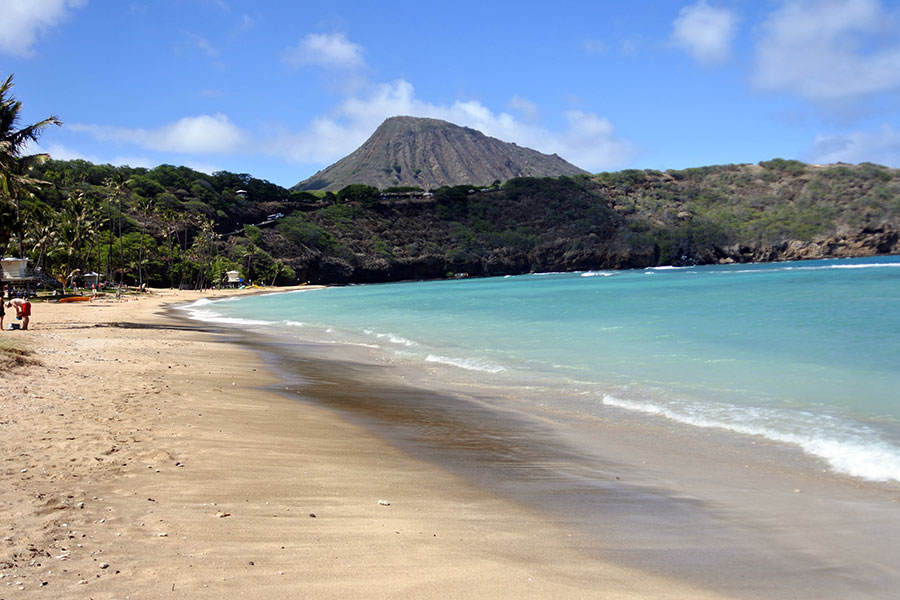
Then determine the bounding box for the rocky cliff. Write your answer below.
[272,161,900,283]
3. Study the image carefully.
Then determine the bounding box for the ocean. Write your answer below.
[180,255,900,484]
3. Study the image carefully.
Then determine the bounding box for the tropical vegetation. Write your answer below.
[2,73,899,290]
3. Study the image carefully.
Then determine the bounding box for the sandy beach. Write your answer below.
[0,290,733,599]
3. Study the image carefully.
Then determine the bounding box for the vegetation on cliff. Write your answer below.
[2,74,898,288]
[2,157,898,288]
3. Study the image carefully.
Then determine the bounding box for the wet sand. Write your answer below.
[1,290,728,599]
[223,320,900,599]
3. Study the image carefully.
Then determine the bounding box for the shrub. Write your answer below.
[277,214,336,250]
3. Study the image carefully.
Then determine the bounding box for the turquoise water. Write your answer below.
[182,256,900,482]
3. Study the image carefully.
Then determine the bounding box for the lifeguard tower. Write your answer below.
[225,270,242,287]
[84,271,101,288]
[1,257,37,293]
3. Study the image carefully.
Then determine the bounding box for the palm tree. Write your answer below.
[24,221,56,273]
[104,173,132,286]
[80,204,104,275]
[133,195,155,288]
[157,208,180,288]
[190,219,216,289]
[270,260,285,286]
[0,74,62,254]
[243,240,257,284]
[60,191,91,284]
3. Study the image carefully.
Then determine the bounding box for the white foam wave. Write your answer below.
[720,262,900,276]
[425,354,506,373]
[794,262,900,271]
[581,271,614,278]
[183,308,273,326]
[602,394,900,482]
[182,298,215,307]
[258,287,323,297]
[371,332,418,347]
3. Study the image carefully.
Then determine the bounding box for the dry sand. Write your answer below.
[0,290,726,599]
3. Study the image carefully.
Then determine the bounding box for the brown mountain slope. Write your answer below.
[293,116,588,191]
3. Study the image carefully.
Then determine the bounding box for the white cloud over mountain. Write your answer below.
[0,0,87,57]
[810,124,900,165]
[266,79,637,172]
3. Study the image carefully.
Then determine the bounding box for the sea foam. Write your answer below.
[425,354,506,373]
[602,394,900,482]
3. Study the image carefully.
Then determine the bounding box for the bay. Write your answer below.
[181,255,900,483]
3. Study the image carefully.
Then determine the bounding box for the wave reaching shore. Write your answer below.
[0,289,732,598]
[183,257,900,484]
[4,273,899,598]
[173,258,900,598]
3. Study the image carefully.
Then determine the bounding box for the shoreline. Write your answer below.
[201,316,900,599]
[0,290,726,599]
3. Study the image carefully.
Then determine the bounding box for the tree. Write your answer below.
[0,74,62,254]
[59,191,94,285]
[132,194,155,287]
[242,239,257,282]
[105,173,132,285]
[337,184,379,205]
[190,219,217,289]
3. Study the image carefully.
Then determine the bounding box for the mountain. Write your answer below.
[293,116,589,191]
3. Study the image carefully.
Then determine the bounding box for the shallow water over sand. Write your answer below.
[199,330,900,599]
[178,258,900,598]
[185,256,900,483]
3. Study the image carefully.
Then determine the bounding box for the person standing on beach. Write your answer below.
[7,297,31,330]
[0,298,5,331]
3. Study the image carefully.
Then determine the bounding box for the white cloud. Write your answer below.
[71,113,247,154]
[553,111,639,171]
[809,124,900,166]
[0,0,87,57]
[27,141,92,162]
[33,140,154,169]
[670,1,739,65]
[267,80,636,172]
[282,32,365,69]
[754,0,900,104]
[507,96,540,122]
[183,161,223,175]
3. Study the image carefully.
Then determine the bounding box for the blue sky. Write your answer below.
[3,0,900,188]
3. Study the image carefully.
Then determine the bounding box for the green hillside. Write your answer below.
[2,158,898,288]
